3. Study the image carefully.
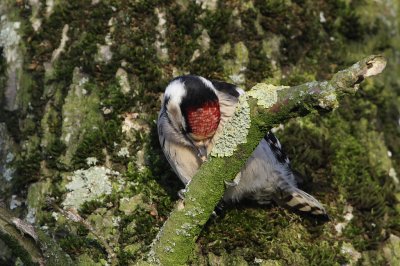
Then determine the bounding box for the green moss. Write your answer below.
[0,48,7,105]
[71,117,122,169]
[77,253,105,266]
[60,75,104,166]
[17,71,36,115]
[59,233,106,262]
[362,250,386,266]
[338,9,365,41]
[79,200,104,216]
[44,139,67,169]
[246,43,272,87]
[12,135,42,189]
[206,250,248,266]
[119,194,145,215]
[35,230,74,266]
[0,231,40,266]
[72,128,106,168]
[118,208,162,264]
[198,207,346,265]
[87,208,119,242]
[46,2,114,78]
[165,2,202,67]
[278,101,398,249]
[26,180,52,223]
[201,7,234,47]
[112,2,163,91]
[274,100,398,256]
[40,104,62,149]
[99,81,131,116]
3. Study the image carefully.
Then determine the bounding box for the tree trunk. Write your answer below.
[0,1,399,265]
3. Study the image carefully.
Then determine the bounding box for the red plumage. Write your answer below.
[186,100,220,137]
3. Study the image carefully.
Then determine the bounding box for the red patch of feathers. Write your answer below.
[186,101,220,137]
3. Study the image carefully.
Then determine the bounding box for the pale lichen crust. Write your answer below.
[62,166,119,210]
[316,81,339,109]
[211,95,250,157]
[247,83,288,108]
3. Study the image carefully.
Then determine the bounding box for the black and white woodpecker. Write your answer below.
[157,75,327,218]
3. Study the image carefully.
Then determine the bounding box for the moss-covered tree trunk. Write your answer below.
[0,1,399,265]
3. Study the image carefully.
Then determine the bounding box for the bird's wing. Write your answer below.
[158,110,201,184]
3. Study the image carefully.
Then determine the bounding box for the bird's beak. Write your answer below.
[187,134,211,162]
[197,146,207,162]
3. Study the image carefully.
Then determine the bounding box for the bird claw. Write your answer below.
[178,189,187,199]
[212,200,226,217]
[197,153,207,162]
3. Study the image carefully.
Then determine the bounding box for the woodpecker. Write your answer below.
[157,75,327,218]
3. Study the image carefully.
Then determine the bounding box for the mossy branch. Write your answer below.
[0,206,73,266]
[146,55,387,265]
[0,207,43,265]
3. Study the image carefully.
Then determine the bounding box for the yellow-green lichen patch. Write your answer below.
[211,95,250,157]
[118,194,145,215]
[317,82,339,109]
[247,83,288,109]
[382,234,400,265]
[341,242,361,265]
[87,208,120,243]
[62,166,118,210]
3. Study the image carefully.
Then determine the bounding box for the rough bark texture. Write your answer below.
[0,1,399,265]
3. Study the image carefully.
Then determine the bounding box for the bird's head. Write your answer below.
[162,76,221,160]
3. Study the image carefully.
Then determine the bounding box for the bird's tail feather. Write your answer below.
[274,180,328,219]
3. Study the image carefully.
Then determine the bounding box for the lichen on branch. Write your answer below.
[211,95,250,157]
